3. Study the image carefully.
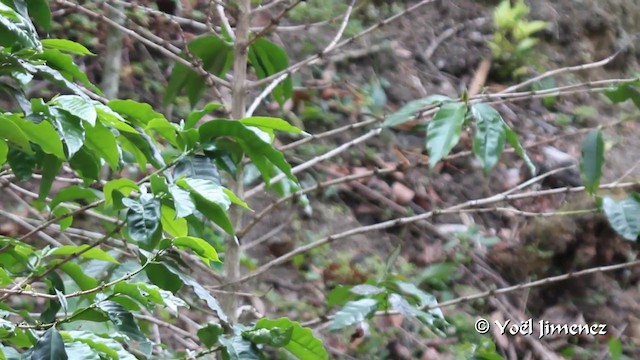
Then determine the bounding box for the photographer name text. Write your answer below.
[474,318,608,339]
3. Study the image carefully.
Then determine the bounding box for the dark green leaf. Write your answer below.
[26,0,51,32]
[124,195,162,250]
[38,154,62,201]
[248,38,292,106]
[97,301,151,356]
[104,178,138,209]
[59,342,99,360]
[50,185,99,209]
[197,323,224,348]
[178,178,230,210]
[173,155,221,184]
[383,95,452,127]
[145,263,183,293]
[426,102,467,168]
[84,121,119,170]
[38,49,100,93]
[0,5,39,50]
[7,148,37,180]
[68,147,100,181]
[255,318,328,360]
[605,85,640,109]
[120,131,165,168]
[330,299,378,331]
[51,108,85,158]
[30,328,67,360]
[580,129,604,195]
[603,195,640,241]
[470,103,506,174]
[41,273,64,323]
[14,116,65,159]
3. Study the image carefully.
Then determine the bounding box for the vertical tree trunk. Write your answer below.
[101,3,125,99]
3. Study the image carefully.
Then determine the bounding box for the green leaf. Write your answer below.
[145,118,178,146]
[58,262,98,291]
[145,263,183,293]
[38,154,62,202]
[350,285,384,296]
[426,102,467,168]
[330,299,378,331]
[97,301,151,356]
[51,206,73,231]
[6,148,37,180]
[199,120,295,185]
[240,117,303,134]
[605,85,640,109]
[219,336,260,360]
[609,338,622,360]
[107,100,165,127]
[59,342,99,360]
[242,327,292,348]
[51,95,97,126]
[580,129,604,195]
[255,318,328,360]
[47,245,119,264]
[26,0,51,32]
[112,282,165,310]
[31,328,67,360]
[51,108,85,158]
[68,147,100,181]
[15,117,65,159]
[123,195,162,250]
[168,185,196,218]
[104,178,138,209]
[38,49,100,94]
[185,103,223,130]
[178,178,230,210]
[161,264,228,323]
[84,121,120,171]
[50,185,99,209]
[41,39,93,55]
[0,4,39,50]
[160,205,188,237]
[383,95,452,127]
[173,155,221,184]
[63,331,136,360]
[95,104,138,134]
[120,131,165,168]
[603,195,640,241]
[248,38,293,106]
[179,179,234,235]
[0,140,7,163]
[471,103,506,174]
[164,35,233,107]
[173,236,219,264]
[0,114,33,154]
[504,125,536,175]
[197,323,224,348]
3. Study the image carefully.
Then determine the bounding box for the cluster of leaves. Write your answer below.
[0,1,327,358]
[488,0,548,79]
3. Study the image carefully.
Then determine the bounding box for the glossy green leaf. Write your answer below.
[95,104,138,134]
[471,103,506,174]
[164,35,233,107]
[239,117,302,134]
[173,155,221,184]
[178,178,230,210]
[0,4,39,50]
[383,95,452,127]
[168,185,196,218]
[49,185,99,209]
[63,331,137,360]
[41,39,93,55]
[51,108,85,158]
[104,178,138,209]
[255,318,328,360]
[145,263,183,293]
[426,102,467,168]
[580,129,604,195]
[123,195,162,250]
[31,328,67,360]
[199,119,295,185]
[0,114,33,154]
[173,236,219,264]
[58,262,98,291]
[145,117,178,146]
[68,147,100,181]
[112,282,164,310]
[603,194,640,241]
[330,298,378,331]
[47,245,118,264]
[84,121,119,171]
[107,100,165,127]
[185,103,223,129]
[248,38,292,106]
[38,49,100,93]
[120,131,165,168]
[197,323,224,348]
[97,301,151,356]
[161,205,188,237]
[51,95,97,126]
[59,342,99,360]
[15,117,65,159]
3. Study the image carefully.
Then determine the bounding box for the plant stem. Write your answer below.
[222,0,251,324]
